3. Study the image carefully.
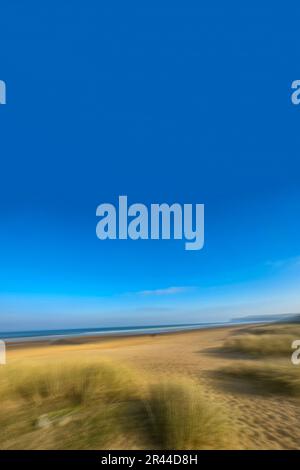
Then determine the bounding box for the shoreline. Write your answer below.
[0,322,224,344]
[3,321,299,449]
[4,322,256,351]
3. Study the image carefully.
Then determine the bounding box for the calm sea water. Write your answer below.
[0,322,231,343]
[0,319,269,343]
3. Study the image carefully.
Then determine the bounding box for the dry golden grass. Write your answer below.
[0,359,233,450]
[222,363,300,396]
[5,325,300,449]
[2,360,138,405]
[145,378,230,449]
[221,323,300,357]
[218,324,300,396]
[243,324,300,337]
[222,333,294,357]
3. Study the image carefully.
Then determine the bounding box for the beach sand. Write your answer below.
[5,325,300,449]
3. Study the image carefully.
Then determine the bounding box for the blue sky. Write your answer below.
[0,2,300,330]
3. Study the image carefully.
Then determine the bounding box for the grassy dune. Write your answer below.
[222,323,299,357]
[222,363,300,396]
[3,324,300,450]
[146,379,229,449]
[223,333,294,356]
[241,324,300,337]
[0,359,232,450]
[219,323,300,397]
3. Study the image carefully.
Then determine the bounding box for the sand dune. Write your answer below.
[5,325,300,449]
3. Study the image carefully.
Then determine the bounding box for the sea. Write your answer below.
[0,320,265,344]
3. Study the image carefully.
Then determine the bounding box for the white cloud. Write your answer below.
[265,256,300,269]
[138,286,191,296]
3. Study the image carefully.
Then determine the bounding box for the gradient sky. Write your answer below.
[0,2,300,331]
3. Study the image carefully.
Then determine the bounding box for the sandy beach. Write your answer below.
[4,324,300,450]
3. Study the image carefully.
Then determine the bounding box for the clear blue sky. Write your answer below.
[0,2,300,330]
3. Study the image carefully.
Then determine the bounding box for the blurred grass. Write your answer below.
[0,359,233,450]
[144,378,230,449]
[222,334,294,356]
[3,361,137,405]
[221,323,300,357]
[222,363,300,396]
[242,324,300,337]
[218,323,300,396]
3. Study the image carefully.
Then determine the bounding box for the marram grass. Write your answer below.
[0,359,233,450]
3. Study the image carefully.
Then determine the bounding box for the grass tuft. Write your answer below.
[0,360,234,449]
[144,378,230,449]
[223,334,294,357]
